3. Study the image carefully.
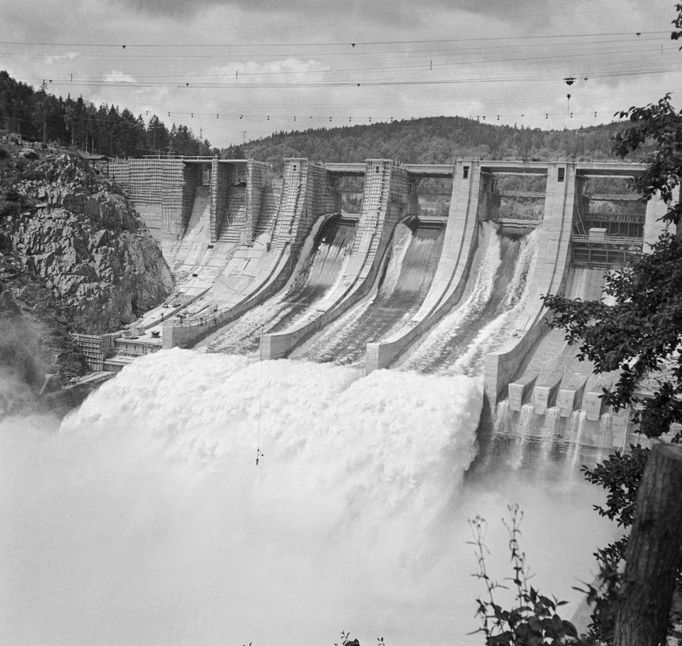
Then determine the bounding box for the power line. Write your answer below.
[35,64,681,91]
[53,44,668,82]
[0,29,669,50]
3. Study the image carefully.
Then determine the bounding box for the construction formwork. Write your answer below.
[106,159,186,241]
[571,235,643,267]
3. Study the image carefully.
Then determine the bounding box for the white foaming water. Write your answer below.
[543,406,560,438]
[570,410,588,468]
[449,227,538,375]
[1,350,615,646]
[400,223,502,372]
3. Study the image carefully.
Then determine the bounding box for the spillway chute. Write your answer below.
[293,217,445,366]
[260,160,408,360]
[201,214,356,354]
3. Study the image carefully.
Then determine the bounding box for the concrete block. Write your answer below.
[557,374,588,417]
[260,333,292,360]
[612,410,631,448]
[532,371,564,415]
[584,391,604,422]
[508,373,538,412]
[366,342,393,372]
[585,377,613,421]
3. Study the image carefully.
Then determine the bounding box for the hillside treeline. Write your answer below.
[229,116,644,172]
[0,71,215,158]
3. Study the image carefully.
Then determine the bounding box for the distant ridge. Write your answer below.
[230,116,643,172]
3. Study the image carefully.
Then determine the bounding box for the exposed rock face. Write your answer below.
[0,138,174,412]
[2,147,174,333]
[0,254,87,412]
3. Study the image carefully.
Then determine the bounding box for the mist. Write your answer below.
[0,349,615,646]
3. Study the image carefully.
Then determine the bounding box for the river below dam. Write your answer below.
[0,349,615,646]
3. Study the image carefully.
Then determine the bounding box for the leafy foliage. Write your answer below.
[470,505,589,645]
[542,77,682,644]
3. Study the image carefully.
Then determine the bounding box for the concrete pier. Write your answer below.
[557,374,588,417]
[508,373,538,412]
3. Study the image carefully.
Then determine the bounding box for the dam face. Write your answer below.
[103,155,660,453]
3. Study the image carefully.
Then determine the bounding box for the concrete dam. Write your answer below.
[96,155,664,451]
[13,156,656,646]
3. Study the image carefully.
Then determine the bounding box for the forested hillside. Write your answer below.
[230,116,644,172]
[1,70,645,167]
[0,71,215,157]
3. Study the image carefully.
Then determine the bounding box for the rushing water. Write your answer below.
[205,217,356,354]
[1,350,615,646]
[400,223,537,376]
[295,221,444,365]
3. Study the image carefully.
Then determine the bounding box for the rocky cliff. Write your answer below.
[0,136,174,411]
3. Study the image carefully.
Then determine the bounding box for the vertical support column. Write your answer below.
[210,157,219,242]
[644,191,669,248]
[539,162,576,296]
[573,174,588,232]
[181,162,199,232]
[407,177,420,218]
[476,165,497,221]
[242,161,267,245]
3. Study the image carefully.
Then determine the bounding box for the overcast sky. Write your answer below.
[2,0,680,149]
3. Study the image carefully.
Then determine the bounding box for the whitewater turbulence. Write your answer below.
[295,220,444,365]
[400,223,538,375]
[1,350,615,646]
[204,217,355,354]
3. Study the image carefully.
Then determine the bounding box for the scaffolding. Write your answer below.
[571,233,643,267]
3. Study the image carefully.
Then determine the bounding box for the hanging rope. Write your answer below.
[255,324,265,467]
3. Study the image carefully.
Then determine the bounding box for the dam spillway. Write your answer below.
[100,156,666,451]
[293,219,445,365]
[398,224,536,376]
[202,216,356,354]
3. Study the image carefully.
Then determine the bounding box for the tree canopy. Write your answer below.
[0,71,216,158]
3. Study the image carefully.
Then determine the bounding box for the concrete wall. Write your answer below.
[644,192,669,247]
[181,164,201,232]
[261,159,408,360]
[483,162,576,406]
[242,160,270,244]
[366,159,480,370]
